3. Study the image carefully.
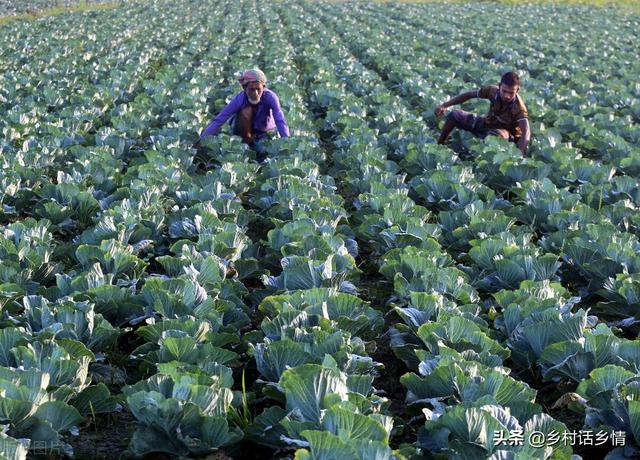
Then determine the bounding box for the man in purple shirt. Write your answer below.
[196,68,290,153]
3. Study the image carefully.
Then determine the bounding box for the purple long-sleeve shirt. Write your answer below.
[200,88,290,139]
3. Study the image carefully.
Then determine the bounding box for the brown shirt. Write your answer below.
[478,85,528,139]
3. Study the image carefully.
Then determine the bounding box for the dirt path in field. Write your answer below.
[64,412,133,459]
[0,2,118,26]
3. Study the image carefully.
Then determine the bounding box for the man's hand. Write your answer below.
[435,91,478,118]
[518,118,530,156]
[434,105,448,117]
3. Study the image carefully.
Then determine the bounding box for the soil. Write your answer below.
[63,411,135,459]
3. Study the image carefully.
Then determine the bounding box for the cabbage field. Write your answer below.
[1,0,639,458]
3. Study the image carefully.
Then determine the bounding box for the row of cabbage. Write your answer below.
[227,5,400,459]
[1,0,400,458]
[276,3,578,458]
[140,3,405,458]
[0,1,256,457]
[302,2,640,458]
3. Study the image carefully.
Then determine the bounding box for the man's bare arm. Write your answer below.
[435,91,479,116]
[518,118,530,155]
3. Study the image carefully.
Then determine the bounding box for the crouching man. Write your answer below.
[435,71,531,155]
[195,68,290,154]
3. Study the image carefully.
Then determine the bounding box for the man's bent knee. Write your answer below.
[446,109,481,134]
[234,106,255,143]
[487,129,511,140]
[445,109,465,125]
[238,105,254,121]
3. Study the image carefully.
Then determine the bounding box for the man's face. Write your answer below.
[499,83,519,103]
[245,81,264,105]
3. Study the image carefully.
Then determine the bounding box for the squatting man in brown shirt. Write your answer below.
[435,71,531,155]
